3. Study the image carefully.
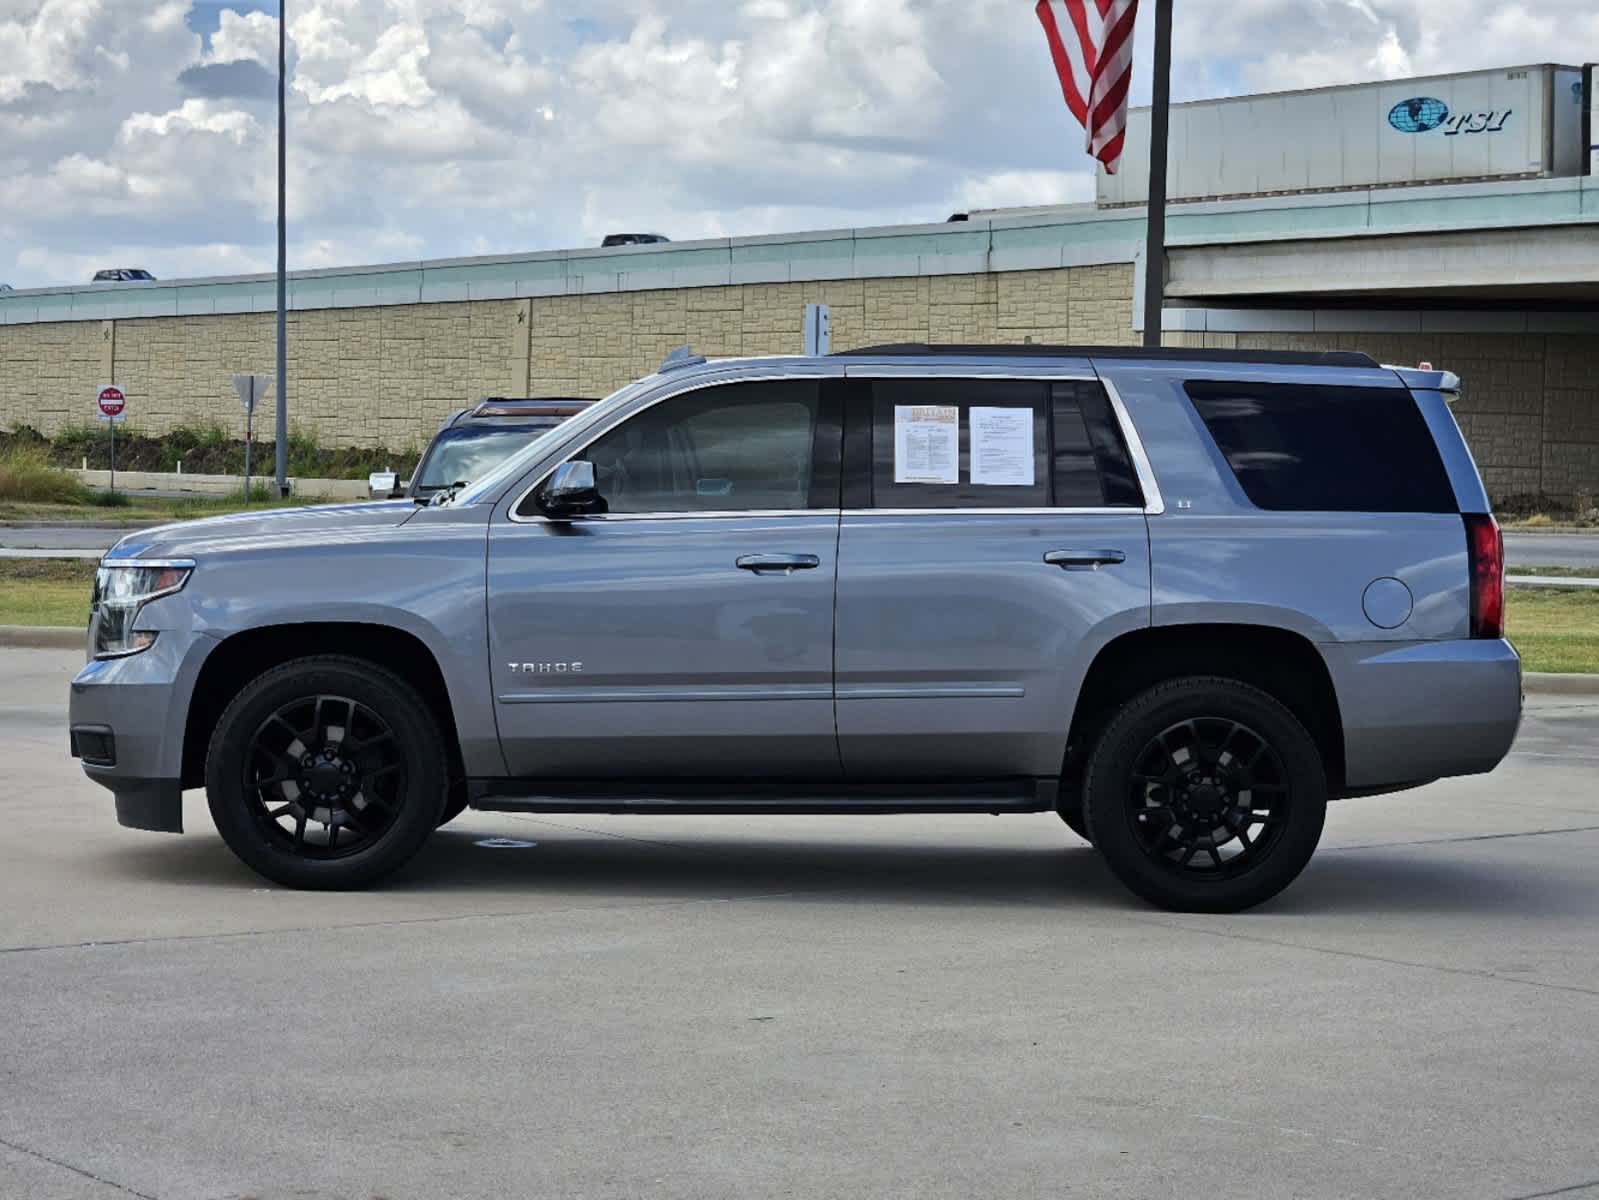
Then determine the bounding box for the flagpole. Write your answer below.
[1141,0,1173,348]
[274,0,289,497]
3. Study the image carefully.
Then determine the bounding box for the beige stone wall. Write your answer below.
[525,265,1139,399]
[3,262,1595,501]
[1,301,525,451]
[0,319,110,435]
[0,265,1135,450]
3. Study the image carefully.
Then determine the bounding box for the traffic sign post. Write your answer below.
[232,374,274,502]
[96,386,126,494]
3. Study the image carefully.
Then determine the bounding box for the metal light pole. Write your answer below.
[274,0,289,496]
[1141,0,1173,348]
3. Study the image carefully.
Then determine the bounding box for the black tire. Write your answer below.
[1057,795,1091,842]
[205,655,447,889]
[1082,676,1327,913]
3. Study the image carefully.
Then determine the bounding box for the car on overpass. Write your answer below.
[68,344,1520,912]
[91,268,157,283]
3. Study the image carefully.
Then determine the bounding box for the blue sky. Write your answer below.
[1,1,1595,288]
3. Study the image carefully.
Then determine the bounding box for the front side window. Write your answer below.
[538,380,829,515]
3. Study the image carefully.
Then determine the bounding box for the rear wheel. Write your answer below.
[205,656,447,889]
[1083,677,1327,912]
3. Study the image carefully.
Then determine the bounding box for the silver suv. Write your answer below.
[68,344,1521,911]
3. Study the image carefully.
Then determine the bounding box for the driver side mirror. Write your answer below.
[537,460,607,519]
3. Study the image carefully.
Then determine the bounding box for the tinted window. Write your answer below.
[869,380,1052,509]
[1052,381,1144,508]
[863,379,1143,510]
[571,381,825,514]
[1187,381,1455,513]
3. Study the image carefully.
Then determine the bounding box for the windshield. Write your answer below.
[452,376,658,505]
[413,425,559,492]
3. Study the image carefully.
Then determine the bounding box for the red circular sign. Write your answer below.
[97,386,125,418]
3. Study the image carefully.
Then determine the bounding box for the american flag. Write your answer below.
[1034,0,1140,174]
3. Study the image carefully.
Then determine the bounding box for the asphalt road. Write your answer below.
[3,647,1599,1199]
[7,524,1599,570]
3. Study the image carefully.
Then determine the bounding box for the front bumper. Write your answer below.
[68,626,215,833]
[1323,638,1523,791]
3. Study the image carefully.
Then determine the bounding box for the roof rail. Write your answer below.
[836,343,1381,368]
[659,345,706,372]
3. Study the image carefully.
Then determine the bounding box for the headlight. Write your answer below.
[91,561,193,659]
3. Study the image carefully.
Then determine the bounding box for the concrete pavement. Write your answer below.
[1505,531,1599,569]
[3,646,1599,1199]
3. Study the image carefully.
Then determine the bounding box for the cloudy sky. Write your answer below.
[0,0,1594,288]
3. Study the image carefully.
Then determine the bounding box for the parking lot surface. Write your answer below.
[3,646,1598,1200]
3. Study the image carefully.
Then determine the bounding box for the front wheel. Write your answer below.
[1083,677,1327,913]
[205,656,447,889]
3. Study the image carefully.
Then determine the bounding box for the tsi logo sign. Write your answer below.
[1388,97,1512,136]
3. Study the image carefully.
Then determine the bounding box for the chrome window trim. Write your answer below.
[1097,375,1166,517]
[505,368,842,525]
[842,364,1098,381]
[515,509,838,524]
[502,364,1165,524]
[842,507,1141,518]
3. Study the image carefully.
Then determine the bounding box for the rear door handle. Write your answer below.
[737,554,822,576]
[1044,549,1127,570]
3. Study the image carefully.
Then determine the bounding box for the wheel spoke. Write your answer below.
[246,691,408,860]
[1123,714,1294,877]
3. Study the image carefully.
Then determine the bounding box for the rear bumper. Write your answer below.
[1324,638,1522,790]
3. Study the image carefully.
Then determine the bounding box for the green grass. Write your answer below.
[0,444,86,504]
[1506,586,1599,675]
[0,558,95,627]
[0,494,314,523]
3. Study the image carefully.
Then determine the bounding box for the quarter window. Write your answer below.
[1186,381,1456,513]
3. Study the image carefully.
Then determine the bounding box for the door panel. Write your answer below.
[834,512,1150,778]
[488,514,841,778]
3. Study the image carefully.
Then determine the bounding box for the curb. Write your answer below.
[1524,672,1599,697]
[0,625,84,650]
[0,520,161,530]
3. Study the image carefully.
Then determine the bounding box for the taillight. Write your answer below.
[1464,513,1504,639]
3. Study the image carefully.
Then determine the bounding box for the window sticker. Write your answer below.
[969,407,1035,487]
[893,405,959,484]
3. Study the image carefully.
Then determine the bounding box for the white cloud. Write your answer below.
[121,98,258,143]
[207,8,277,66]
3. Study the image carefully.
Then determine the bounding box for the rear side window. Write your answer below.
[1186,381,1456,513]
[862,379,1143,510]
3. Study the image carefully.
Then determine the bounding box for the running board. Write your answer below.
[468,778,1058,816]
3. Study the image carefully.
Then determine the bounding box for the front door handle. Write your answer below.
[1044,549,1127,570]
[737,553,821,576]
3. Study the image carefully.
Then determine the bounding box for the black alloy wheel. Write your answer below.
[244,694,406,858]
[1125,717,1288,877]
[1083,677,1327,912]
[206,656,447,889]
